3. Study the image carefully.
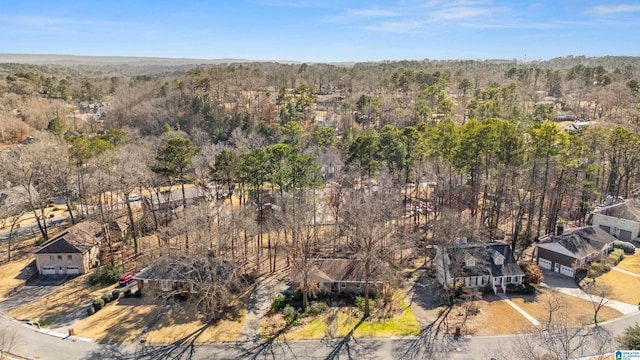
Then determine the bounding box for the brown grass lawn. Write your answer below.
[73,298,246,343]
[615,253,640,274]
[510,288,622,327]
[145,306,245,343]
[446,296,532,336]
[73,298,159,342]
[595,270,640,305]
[8,275,115,327]
[0,257,36,301]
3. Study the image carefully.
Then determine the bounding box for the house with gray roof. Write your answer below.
[435,242,524,294]
[534,226,616,278]
[134,256,237,296]
[588,198,640,241]
[34,220,103,276]
[290,258,385,295]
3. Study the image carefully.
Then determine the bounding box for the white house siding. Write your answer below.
[592,213,640,240]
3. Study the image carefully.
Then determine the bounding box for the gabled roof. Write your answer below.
[290,259,384,284]
[443,242,524,278]
[34,221,103,254]
[593,198,640,222]
[537,226,616,259]
[134,256,234,282]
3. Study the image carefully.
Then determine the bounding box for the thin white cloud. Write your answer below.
[348,9,400,18]
[587,4,640,14]
[365,20,427,34]
[1,14,116,27]
[430,6,490,21]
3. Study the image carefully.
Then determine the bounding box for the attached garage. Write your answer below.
[559,265,575,278]
[65,266,79,275]
[41,266,56,275]
[538,257,552,270]
[619,229,632,241]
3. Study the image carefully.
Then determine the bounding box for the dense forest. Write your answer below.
[1,55,640,318]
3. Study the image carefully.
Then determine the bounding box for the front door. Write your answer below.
[554,263,560,273]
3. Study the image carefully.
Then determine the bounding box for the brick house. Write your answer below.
[34,220,104,275]
[290,258,384,296]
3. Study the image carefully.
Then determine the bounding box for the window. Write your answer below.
[57,255,62,260]
[355,283,361,289]
[506,276,511,283]
[68,255,73,260]
[49,255,54,261]
[340,283,346,288]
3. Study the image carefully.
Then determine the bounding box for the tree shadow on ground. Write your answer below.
[83,322,212,360]
[401,305,456,360]
[323,316,365,360]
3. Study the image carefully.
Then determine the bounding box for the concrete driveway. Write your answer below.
[540,270,638,315]
[0,275,77,314]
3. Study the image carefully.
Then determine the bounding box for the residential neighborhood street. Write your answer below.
[0,268,638,360]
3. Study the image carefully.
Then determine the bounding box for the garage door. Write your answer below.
[560,265,575,278]
[41,266,56,275]
[65,266,79,275]
[538,258,552,270]
[620,230,632,241]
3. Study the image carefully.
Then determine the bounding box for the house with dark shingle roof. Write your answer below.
[134,256,237,296]
[34,220,104,276]
[435,242,524,294]
[534,226,616,278]
[290,259,385,295]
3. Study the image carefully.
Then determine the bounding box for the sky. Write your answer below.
[1,0,639,63]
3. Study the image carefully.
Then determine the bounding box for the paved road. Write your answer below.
[2,268,639,359]
[0,215,69,241]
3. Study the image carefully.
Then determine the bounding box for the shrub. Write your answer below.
[123,289,132,298]
[354,296,376,313]
[609,248,625,265]
[88,266,123,286]
[92,297,105,311]
[86,306,95,316]
[134,290,142,298]
[618,323,640,350]
[271,293,286,313]
[520,262,544,285]
[112,289,121,299]
[282,305,297,324]
[613,240,636,255]
[35,237,46,246]
[101,293,112,304]
[306,301,328,316]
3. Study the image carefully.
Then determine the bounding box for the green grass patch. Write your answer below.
[336,295,420,338]
[286,314,330,339]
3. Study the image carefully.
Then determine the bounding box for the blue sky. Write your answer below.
[1,1,639,62]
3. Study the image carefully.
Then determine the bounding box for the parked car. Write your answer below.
[127,194,142,202]
[119,274,135,286]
